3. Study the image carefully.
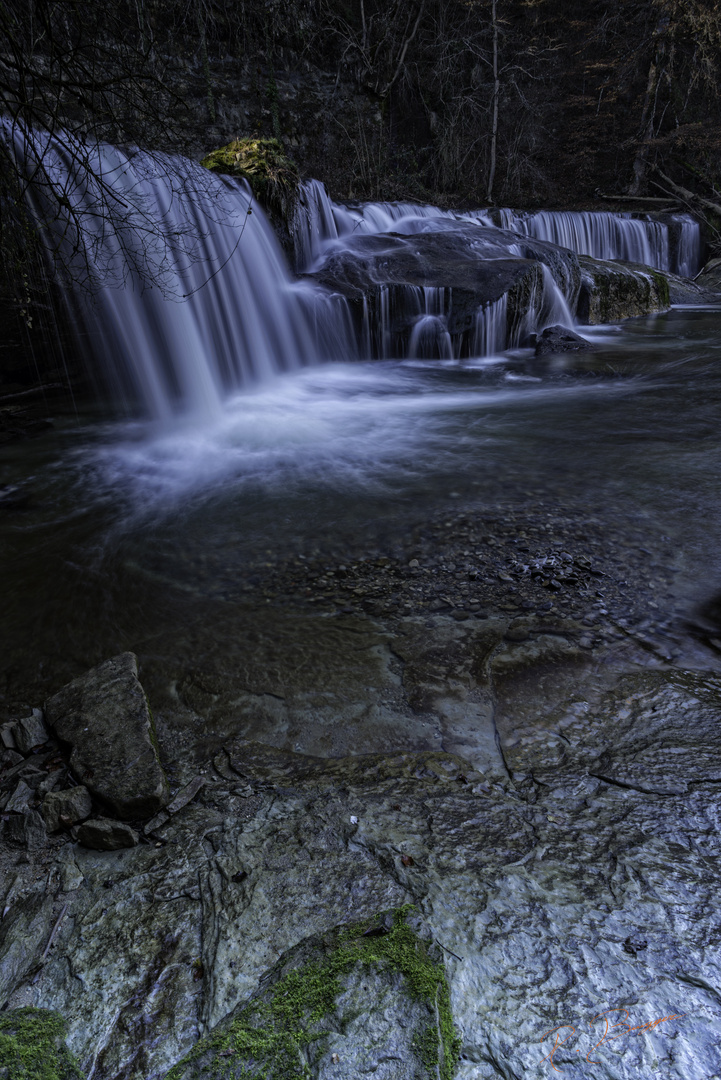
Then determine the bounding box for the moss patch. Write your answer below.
[201,138,300,222]
[0,1008,84,1080]
[650,269,671,307]
[165,906,460,1080]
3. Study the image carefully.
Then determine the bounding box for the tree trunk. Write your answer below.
[628,19,667,196]
[486,0,499,204]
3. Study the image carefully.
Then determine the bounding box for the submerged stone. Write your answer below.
[534,324,594,355]
[44,653,168,820]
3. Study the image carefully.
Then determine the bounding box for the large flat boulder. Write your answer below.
[307,222,580,355]
[44,653,168,820]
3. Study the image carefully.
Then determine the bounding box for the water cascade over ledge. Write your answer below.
[8,129,357,421]
[8,130,705,419]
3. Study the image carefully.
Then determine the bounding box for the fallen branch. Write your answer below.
[649,165,721,217]
[597,193,678,204]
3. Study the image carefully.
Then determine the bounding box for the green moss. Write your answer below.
[200,139,300,222]
[650,269,670,307]
[166,906,460,1080]
[0,1008,84,1080]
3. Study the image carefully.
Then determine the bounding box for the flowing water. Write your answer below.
[0,142,718,715]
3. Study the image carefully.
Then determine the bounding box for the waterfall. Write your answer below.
[495,208,701,277]
[8,124,706,422]
[7,127,356,420]
[472,296,508,356]
[296,182,702,278]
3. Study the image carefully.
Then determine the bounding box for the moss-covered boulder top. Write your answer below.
[165,907,460,1080]
[0,1008,83,1080]
[201,138,300,219]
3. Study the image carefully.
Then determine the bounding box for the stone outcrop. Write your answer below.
[42,787,92,833]
[694,256,721,290]
[576,255,670,322]
[0,890,53,1009]
[75,817,140,850]
[166,910,458,1080]
[44,652,168,820]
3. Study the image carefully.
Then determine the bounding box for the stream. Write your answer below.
[2,141,721,1080]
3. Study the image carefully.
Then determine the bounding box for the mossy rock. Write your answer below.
[0,1008,84,1080]
[201,138,300,222]
[164,906,460,1080]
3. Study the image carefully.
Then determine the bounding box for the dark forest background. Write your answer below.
[3,0,721,207]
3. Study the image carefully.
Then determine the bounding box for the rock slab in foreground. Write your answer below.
[44,652,168,820]
[165,908,459,1080]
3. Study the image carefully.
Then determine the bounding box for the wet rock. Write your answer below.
[690,256,721,291]
[4,810,47,850]
[309,224,580,354]
[44,652,169,819]
[75,817,140,850]
[0,1008,83,1079]
[42,786,93,833]
[0,890,53,1007]
[58,847,84,892]
[165,910,457,1080]
[0,723,16,750]
[4,780,34,814]
[11,710,48,754]
[576,256,670,322]
[534,323,594,355]
[165,775,207,815]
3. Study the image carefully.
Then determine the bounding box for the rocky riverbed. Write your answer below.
[2,486,721,1080]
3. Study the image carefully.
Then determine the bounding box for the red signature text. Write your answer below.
[539,1008,685,1071]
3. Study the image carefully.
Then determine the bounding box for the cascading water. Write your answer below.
[8,126,706,419]
[8,128,357,420]
[295,181,702,283]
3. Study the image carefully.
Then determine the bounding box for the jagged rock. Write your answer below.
[4,810,47,850]
[0,890,53,1007]
[4,780,34,814]
[44,652,169,819]
[0,723,16,750]
[11,710,48,754]
[165,910,458,1080]
[534,323,594,354]
[58,849,84,892]
[14,663,721,1080]
[75,817,139,851]
[42,786,92,833]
